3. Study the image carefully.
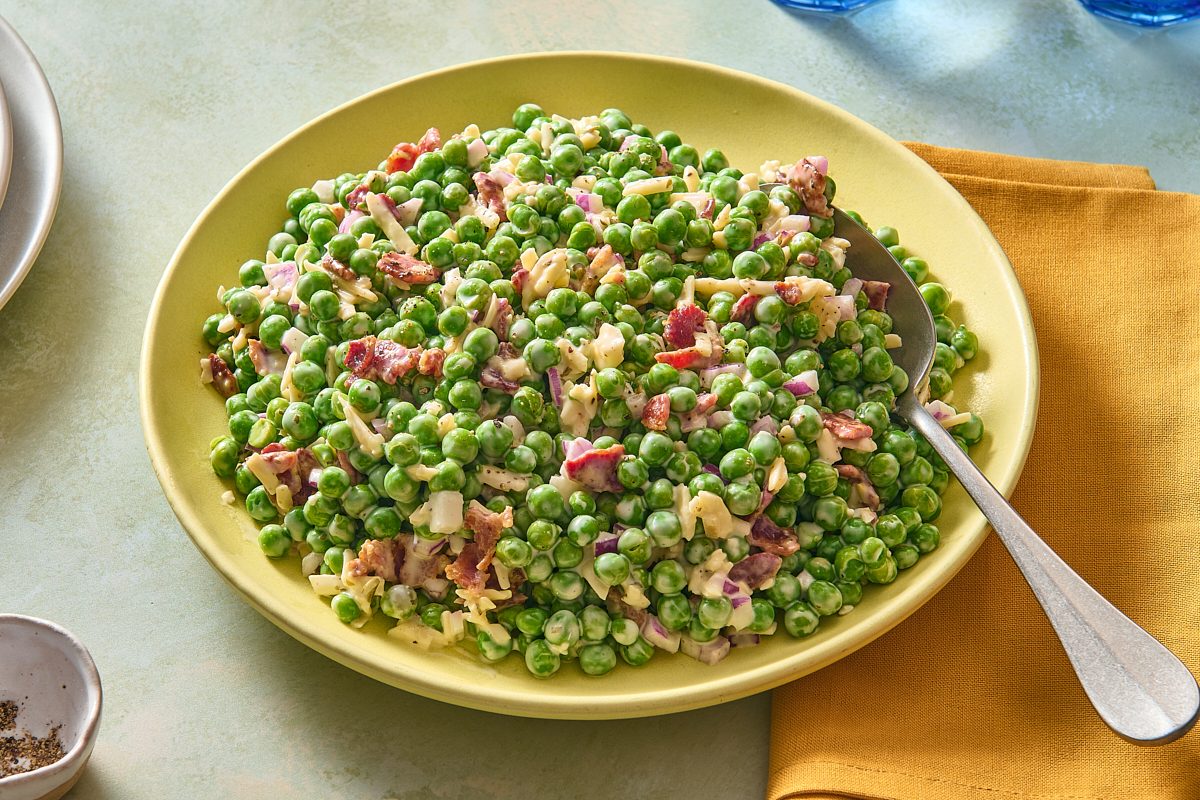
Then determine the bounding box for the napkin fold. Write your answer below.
[768,143,1200,800]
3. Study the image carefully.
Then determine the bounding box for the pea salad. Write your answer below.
[200,105,983,678]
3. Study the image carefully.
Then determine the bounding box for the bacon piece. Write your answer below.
[606,593,649,627]
[259,446,302,494]
[654,143,673,176]
[497,341,519,360]
[346,337,423,384]
[465,503,514,570]
[835,464,867,482]
[473,172,508,221]
[510,268,529,295]
[775,282,809,305]
[641,394,670,431]
[418,348,446,379]
[748,516,801,557]
[486,566,528,603]
[246,340,269,377]
[693,392,719,416]
[374,340,422,384]
[480,367,520,394]
[260,449,298,474]
[728,552,783,590]
[336,449,362,485]
[679,391,718,433]
[788,157,831,219]
[663,304,707,349]
[822,412,874,441]
[295,447,320,499]
[654,337,723,370]
[345,182,370,210]
[348,537,401,582]
[564,444,625,493]
[322,254,357,282]
[836,465,881,511]
[385,127,441,174]
[491,297,513,341]
[795,251,819,268]
[730,293,758,323]
[208,354,238,398]
[445,542,488,595]
[861,280,890,311]
[378,252,439,285]
[399,540,447,587]
[345,336,376,377]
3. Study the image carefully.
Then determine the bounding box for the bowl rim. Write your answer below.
[0,614,102,788]
[139,50,1039,718]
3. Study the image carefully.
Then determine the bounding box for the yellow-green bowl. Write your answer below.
[140,52,1038,720]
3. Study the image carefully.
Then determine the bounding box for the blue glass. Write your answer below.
[772,0,882,11]
[1079,0,1200,26]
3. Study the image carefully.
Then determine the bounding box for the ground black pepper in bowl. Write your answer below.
[0,699,66,778]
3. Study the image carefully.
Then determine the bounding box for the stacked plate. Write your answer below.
[0,16,62,312]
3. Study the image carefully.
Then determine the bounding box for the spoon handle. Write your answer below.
[901,398,1199,744]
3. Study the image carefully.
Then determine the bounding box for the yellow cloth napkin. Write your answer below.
[768,143,1200,800]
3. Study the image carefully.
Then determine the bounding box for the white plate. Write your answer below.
[0,75,12,212]
[0,17,62,313]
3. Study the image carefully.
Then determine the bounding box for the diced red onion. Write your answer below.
[777,215,810,233]
[466,138,488,167]
[264,260,298,295]
[490,168,515,186]
[707,410,734,428]
[782,369,819,397]
[806,155,829,175]
[280,326,308,356]
[700,363,746,388]
[752,232,772,250]
[701,464,728,484]
[396,198,423,227]
[702,571,731,598]
[841,277,863,298]
[749,417,779,437]
[925,400,957,421]
[546,367,564,409]
[371,417,389,435]
[307,467,323,487]
[412,537,447,557]
[680,634,731,665]
[679,410,708,433]
[562,436,593,462]
[338,210,364,234]
[623,389,648,419]
[422,577,450,600]
[594,533,619,556]
[828,295,856,321]
[641,615,681,653]
[701,197,715,219]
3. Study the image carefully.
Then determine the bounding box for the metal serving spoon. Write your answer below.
[769,195,1199,744]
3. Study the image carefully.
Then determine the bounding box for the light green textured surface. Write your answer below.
[0,1,1195,798]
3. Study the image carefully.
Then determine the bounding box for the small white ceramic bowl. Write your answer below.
[0,615,101,800]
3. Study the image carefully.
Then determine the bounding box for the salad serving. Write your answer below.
[199,105,983,677]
